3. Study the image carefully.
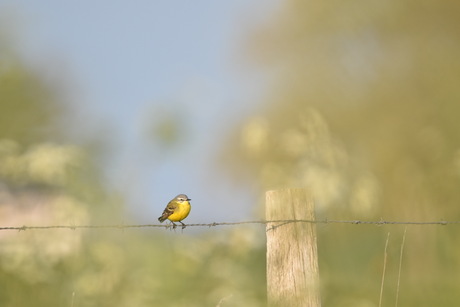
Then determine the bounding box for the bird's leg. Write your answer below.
[179,221,186,229]
[171,221,177,229]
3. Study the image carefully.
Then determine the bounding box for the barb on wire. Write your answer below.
[0,219,458,231]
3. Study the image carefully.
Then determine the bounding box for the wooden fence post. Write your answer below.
[266,188,321,307]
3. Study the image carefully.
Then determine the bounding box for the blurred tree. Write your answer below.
[0,36,118,306]
[222,0,460,305]
[144,105,187,154]
[0,50,63,145]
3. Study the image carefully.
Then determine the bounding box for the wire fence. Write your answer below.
[1,219,459,231]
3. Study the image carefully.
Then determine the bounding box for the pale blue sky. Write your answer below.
[1,1,279,223]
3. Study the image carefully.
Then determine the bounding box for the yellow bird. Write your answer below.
[158,194,191,229]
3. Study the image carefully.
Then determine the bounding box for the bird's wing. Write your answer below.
[158,200,178,221]
[165,201,178,213]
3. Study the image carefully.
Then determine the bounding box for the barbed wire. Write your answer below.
[0,219,459,231]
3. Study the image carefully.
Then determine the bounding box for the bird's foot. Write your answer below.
[165,222,177,230]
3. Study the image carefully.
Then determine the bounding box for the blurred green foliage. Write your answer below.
[222,0,460,305]
[144,105,186,153]
[0,56,62,145]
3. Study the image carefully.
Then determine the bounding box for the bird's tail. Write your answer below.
[158,216,166,223]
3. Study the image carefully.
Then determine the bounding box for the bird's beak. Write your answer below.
[187,198,191,201]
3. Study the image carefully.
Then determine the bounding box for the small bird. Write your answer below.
[158,194,191,229]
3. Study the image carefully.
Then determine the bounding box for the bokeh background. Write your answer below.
[1,1,460,306]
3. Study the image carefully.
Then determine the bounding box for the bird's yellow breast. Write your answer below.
[167,201,191,222]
